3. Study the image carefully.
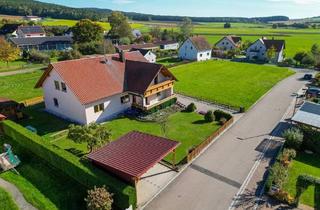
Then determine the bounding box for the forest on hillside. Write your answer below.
[0,0,289,23]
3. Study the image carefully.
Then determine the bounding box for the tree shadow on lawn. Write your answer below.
[294,152,320,170]
[16,103,71,136]
[192,119,208,124]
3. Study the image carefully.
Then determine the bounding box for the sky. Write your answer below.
[39,0,320,19]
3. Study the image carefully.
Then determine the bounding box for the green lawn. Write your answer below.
[157,57,182,67]
[53,111,221,164]
[170,60,294,109]
[283,152,320,208]
[0,187,19,210]
[0,70,43,102]
[0,136,86,210]
[0,60,44,73]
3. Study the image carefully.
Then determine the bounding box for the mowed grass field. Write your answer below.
[0,70,43,102]
[171,60,294,109]
[0,187,19,210]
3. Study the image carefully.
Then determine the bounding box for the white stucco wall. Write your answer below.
[179,39,211,61]
[246,40,267,61]
[144,51,157,63]
[84,94,132,124]
[17,29,45,38]
[216,37,236,51]
[42,70,87,124]
[162,43,179,50]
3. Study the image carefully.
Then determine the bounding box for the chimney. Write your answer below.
[119,50,126,63]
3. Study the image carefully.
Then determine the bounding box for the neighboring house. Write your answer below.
[16,26,46,38]
[179,36,212,61]
[24,16,42,22]
[116,43,160,52]
[246,38,285,63]
[215,36,242,51]
[132,29,142,39]
[156,40,180,50]
[292,101,320,129]
[0,24,21,36]
[35,51,177,125]
[131,48,157,63]
[10,36,72,51]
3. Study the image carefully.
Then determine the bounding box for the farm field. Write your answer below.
[41,18,144,31]
[0,70,43,102]
[283,152,320,208]
[171,60,294,109]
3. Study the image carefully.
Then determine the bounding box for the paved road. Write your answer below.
[144,72,308,210]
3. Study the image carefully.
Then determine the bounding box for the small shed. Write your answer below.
[0,97,23,120]
[292,101,320,129]
[87,131,180,184]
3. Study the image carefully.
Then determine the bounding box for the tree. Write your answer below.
[149,26,161,39]
[108,11,132,39]
[240,40,252,51]
[0,38,20,66]
[204,111,215,122]
[179,17,193,39]
[301,53,315,66]
[311,44,320,65]
[58,49,82,61]
[67,123,111,153]
[103,40,116,54]
[293,51,308,65]
[266,46,277,62]
[282,128,304,150]
[142,34,152,43]
[71,19,104,43]
[161,29,170,41]
[119,37,130,45]
[272,24,278,29]
[85,186,113,210]
[224,22,231,28]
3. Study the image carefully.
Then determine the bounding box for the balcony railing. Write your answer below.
[144,80,174,97]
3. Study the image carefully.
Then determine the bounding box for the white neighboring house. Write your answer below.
[157,40,180,50]
[215,36,242,51]
[246,38,286,63]
[132,48,157,63]
[16,26,46,38]
[35,51,177,125]
[178,36,212,61]
[24,16,42,22]
[132,29,142,39]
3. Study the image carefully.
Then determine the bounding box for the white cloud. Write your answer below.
[112,0,135,4]
[267,0,320,5]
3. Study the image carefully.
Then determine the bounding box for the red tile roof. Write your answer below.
[87,131,180,182]
[189,36,212,51]
[35,51,176,105]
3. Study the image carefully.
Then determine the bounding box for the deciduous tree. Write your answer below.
[179,17,193,39]
[0,38,20,67]
[71,19,104,43]
[108,11,132,39]
[85,186,113,210]
[67,123,111,153]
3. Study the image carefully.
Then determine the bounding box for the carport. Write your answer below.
[87,131,180,206]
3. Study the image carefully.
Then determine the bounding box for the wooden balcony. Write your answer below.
[144,80,174,97]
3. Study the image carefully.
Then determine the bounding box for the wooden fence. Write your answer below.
[21,96,44,107]
[187,117,234,162]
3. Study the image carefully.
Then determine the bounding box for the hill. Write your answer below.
[0,0,289,23]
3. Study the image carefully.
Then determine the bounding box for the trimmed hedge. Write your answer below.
[213,110,232,121]
[1,120,136,210]
[146,97,177,114]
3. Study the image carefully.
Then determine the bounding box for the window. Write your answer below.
[54,81,60,90]
[154,75,159,84]
[121,95,130,104]
[53,98,59,107]
[222,42,224,45]
[94,103,104,113]
[200,53,203,57]
[157,92,161,97]
[207,52,210,56]
[61,82,67,92]
[191,46,193,50]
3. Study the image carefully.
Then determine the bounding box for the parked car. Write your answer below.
[303,74,313,80]
[306,87,320,98]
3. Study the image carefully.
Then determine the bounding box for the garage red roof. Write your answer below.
[87,131,180,183]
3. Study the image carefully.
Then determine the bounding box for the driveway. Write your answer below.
[144,72,309,210]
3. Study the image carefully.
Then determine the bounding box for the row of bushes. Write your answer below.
[1,120,136,210]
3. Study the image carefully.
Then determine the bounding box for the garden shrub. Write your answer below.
[278,148,296,167]
[85,186,113,210]
[219,117,227,125]
[185,103,196,112]
[204,111,214,122]
[301,126,320,155]
[1,120,136,209]
[28,49,50,64]
[282,128,304,150]
[214,110,232,121]
[269,162,288,189]
[295,174,320,206]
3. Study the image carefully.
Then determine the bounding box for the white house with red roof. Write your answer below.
[215,36,242,51]
[178,36,212,61]
[35,51,177,124]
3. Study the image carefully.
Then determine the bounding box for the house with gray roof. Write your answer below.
[16,25,46,38]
